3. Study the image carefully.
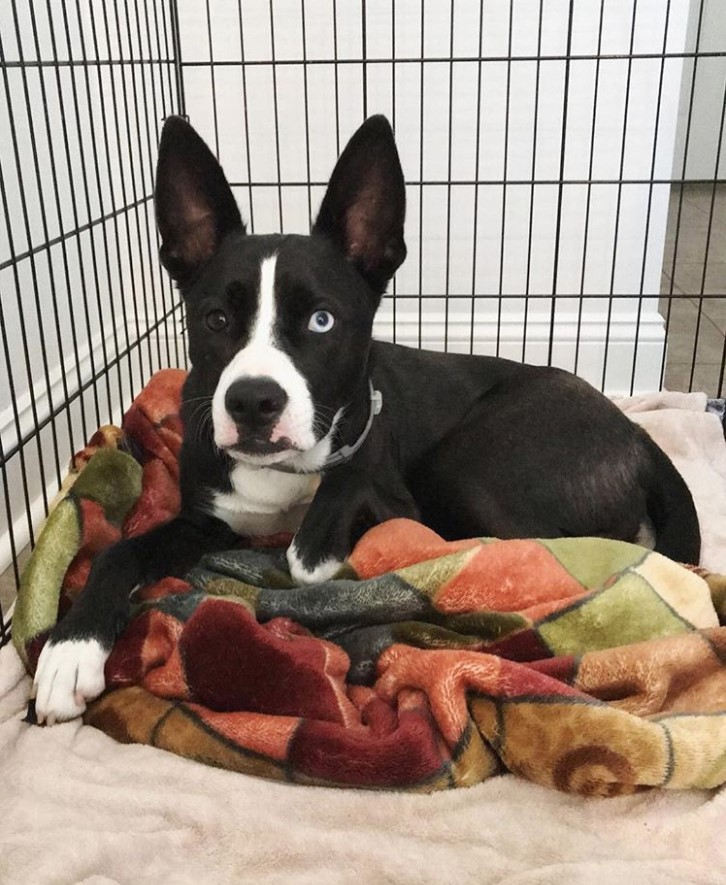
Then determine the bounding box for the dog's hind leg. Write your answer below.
[33,513,237,724]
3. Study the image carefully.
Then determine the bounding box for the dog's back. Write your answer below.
[370,342,699,563]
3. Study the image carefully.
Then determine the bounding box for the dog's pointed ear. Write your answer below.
[312,115,406,295]
[155,116,244,283]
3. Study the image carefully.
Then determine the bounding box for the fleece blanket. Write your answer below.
[10,370,726,798]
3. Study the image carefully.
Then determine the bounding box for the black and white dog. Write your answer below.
[33,115,700,724]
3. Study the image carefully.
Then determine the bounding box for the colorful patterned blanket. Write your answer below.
[12,370,726,796]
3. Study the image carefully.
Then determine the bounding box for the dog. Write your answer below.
[33,114,700,724]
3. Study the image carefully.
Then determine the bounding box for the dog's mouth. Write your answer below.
[226,433,304,460]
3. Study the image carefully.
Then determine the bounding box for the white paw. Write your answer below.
[287,541,342,585]
[33,638,110,725]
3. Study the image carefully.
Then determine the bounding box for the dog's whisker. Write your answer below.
[199,412,215,444]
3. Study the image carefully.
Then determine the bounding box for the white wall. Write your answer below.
[178,0,691,394]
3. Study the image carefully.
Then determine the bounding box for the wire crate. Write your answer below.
[1,0,725,646]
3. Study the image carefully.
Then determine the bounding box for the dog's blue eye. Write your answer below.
[308,310,334,333]
[205,309,228,332]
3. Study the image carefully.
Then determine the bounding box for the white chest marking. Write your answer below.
[211,462,320,536]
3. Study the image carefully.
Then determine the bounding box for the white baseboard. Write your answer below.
[0,321,132,580]
[0,321,130,456]
[374,302,666,394]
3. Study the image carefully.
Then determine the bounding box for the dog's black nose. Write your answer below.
[225,377,288,429]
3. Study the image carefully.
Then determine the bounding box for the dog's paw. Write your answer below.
[33,638,109,725]
[287,542,342,585]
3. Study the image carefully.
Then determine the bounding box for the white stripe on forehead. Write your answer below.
[211,250,320,459]
[250,253,277,346]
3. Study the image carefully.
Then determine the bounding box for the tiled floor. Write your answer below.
[662,183,726,396]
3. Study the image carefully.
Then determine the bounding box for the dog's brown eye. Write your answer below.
[205,309,228,332]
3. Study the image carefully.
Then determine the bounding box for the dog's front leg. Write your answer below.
[33,513,237,724]
[287,466,419,585]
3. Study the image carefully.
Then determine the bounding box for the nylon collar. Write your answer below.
[268,380,382,474]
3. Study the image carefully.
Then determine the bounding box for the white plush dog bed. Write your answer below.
[1,391,725,885]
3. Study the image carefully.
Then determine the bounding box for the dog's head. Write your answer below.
[155,115,406,471]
